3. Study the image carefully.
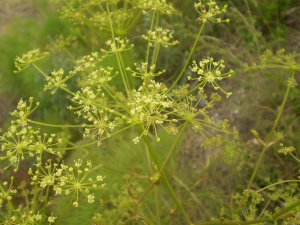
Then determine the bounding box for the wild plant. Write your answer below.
[0,0,299,224]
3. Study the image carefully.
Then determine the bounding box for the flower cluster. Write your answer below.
[138,0,178,15]
[53,160,106,207]
[90,11,109,29]
[48,213,57,224]
[195,0,229,24]
[231,189,265,221]
[259,49,300,72]
[45,52,103,92]
[73,52,102,73]
[28,131,61,157]
[28,159,58,187]
[1,207,44,224]
[14,49,49,73]
[0,177,17,207]
[189,58,233,97]
[10,97,39,127]
[69,86,99,117]
[0,98,61,171]
[101,37,134,57]
[44,69,72,94]
[1,125,32,170]
[278,144,296,155]
[142,27,179,48]
[1,126,61,171]
[28,159,105,208]
[126,62,165,80]
[244,49,300,73]
[59,2,87,25]
[127,80,175,143]
[172,88,236,148]
[45,34,77,54]
[58,0,138,33]
[86,66,117,88]
[83,109,117,146]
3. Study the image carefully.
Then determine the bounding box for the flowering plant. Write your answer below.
[1,0,299,224]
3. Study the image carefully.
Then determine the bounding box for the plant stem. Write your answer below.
[271,199,300,219]
[169,22,206,91]
[247,76,292,189]
[56,193,76,224]
[288,152,300,163]
[42,186,50,222]
[197,198,300,225]
[256,180,300,193]
[161,174,193,224]
[137,182,156,203]
[139,125,193,225]
[159,121,189,173]
[139,125,161,168]
[154,186,161,225]
[28,120,83,128]
[63,48,76,62]
[145,11,156,65]
[32,63,47,77]
[182,153,224,202]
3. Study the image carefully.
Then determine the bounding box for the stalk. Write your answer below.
[56,193,76,224]
[139,125,193,224]
[247,72,293,189]
[169,22,206,91]
[159,122,189,173]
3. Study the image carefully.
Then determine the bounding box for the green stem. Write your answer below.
[56,193,76,224]
[137,182,156,204]
[61,124,136,150]
[161,174,192,224]
[59,86,74,95]
[28,120,83,128]
[256,180,300,193]
[169,22,206,91]
[151,43,161,67]
[106,3,130,96]
[247,78,292,190]
[106,3,115,40]
[42,186,50,222]
[183,80,206,98]
[145,11,156,71]
[145,145,153,175]
[154,186,161,225]
[271,199,300,219]
[197,218,275,225]
[116,51,130,96]
[198,199,300,225]
[139,125,192,225]
[30,184,40,212]
[159,121,189,173]
[63,48,76,62]
[32,63,47,77]
[101,84,131,115]
[139,125,161,168]
[124,9,142,33]
[288,152,300,163]
[182,153,224,202]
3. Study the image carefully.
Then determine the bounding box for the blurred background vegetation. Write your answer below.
[0,0,299,224]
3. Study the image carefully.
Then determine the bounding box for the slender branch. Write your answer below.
[139,125,193,225]
[169,22,206,91]
[247,76,293,189]
[159,121,189,173]
[56,193,76,224]
[256,180,300,193]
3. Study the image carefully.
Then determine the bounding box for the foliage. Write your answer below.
[0,0,300,225]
